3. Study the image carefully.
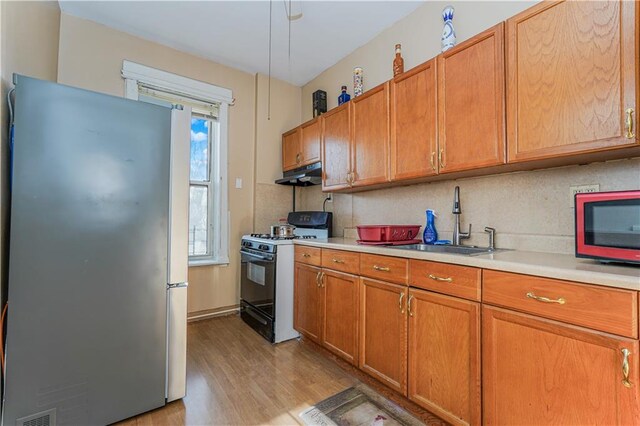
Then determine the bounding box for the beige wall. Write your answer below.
[302,1,537,120]
[298,0,640,254]
[253,73,301,232]
[57,13,257,315]
[1,1,61,302]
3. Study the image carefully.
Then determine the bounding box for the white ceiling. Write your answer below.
[59,1,425,86]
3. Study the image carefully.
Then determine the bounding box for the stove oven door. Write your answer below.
[240,250,276,318]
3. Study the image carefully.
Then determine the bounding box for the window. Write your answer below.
[189,114,218,258]
[122,61,231,266]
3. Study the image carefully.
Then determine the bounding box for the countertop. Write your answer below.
[293,238,640,291]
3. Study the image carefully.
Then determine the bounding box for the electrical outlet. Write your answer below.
[569,184,599,206]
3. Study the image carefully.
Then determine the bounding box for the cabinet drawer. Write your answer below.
[409,260,481,301]
[295,246,321,266]
[321,249,360,275]
[360,253,408,285]
[483,270,638,338]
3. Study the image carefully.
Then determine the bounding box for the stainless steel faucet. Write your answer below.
[484,227,496,250]
[452,186,471,245]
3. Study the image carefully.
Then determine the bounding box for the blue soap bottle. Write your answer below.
[423,209,438,244]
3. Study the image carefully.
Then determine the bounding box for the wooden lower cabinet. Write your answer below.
[408,288,481,426]
[322,269,359,365]
[359,278,408,395]
[293,263,323,343]
[483,305,640,425]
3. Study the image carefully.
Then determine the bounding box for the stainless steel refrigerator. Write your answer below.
[2,75,189,425]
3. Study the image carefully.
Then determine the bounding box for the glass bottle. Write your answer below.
[393,44,404,76]
[338,86,351,106]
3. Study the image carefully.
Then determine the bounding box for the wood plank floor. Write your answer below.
[118,314,357,425]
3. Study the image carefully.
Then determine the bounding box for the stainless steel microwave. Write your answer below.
[575,190,640,265]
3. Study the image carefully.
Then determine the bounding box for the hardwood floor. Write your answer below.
[118,314,356,425]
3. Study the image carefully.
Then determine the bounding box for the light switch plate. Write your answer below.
[235,178,243,189]
[569,184,599,206]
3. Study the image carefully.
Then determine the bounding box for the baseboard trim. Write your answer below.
[188,305,239,322]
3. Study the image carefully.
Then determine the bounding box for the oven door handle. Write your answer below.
[241,251,273,262]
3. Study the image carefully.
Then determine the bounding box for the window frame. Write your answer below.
[122,61,231,266]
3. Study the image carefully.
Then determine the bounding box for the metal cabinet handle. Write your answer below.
[320,272,325,288]
[302,253,311,258]
[622,348,632,388]
[346,171,353,185]
[429,274,453,283]
[316,271,321,287]
[430,151,436,171]
[438,148,445,169]
[332,259,345,264]
[526,292,566,305]
[296,153,302,163]
[373,265,390,272]
[626,108,635,139]
[399,292,405,314]
[407,294,414,317]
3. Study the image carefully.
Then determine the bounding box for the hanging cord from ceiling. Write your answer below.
[268,0,273,121]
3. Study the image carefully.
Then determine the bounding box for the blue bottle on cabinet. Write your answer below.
[423,209,438,244]
[338,86,351,105]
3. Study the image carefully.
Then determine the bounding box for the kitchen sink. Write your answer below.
[389,244,501,256]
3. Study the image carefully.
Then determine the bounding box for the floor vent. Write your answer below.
[16,409,56,426]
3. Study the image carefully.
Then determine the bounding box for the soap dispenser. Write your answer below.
[423,209,438,244]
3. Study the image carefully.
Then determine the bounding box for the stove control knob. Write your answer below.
[259,244,269,251]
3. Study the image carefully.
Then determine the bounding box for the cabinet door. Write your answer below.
[391,60,438,180]
[483,305,640,425]
[506,0,638,162]
[282,128,301,171]
[408,289,481,426]
[321,104,351,191]
[351,83,390,186]
[437,23,506,173]
[322,269,359,365]
[294,263,323,343]
[359,278,408,395]
[300,118,321,166]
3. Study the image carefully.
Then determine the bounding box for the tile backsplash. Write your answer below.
[296,158,640,254]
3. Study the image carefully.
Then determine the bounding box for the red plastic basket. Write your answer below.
[356,225,421,242]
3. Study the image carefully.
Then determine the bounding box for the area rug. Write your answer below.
[299,384,431,426]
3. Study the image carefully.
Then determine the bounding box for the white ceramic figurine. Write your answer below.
[441,6,456,52]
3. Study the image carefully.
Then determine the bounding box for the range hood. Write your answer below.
[275,162,322,186]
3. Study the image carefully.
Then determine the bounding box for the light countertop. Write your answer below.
[294,238,640,291]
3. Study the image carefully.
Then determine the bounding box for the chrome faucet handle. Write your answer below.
[484,227,496,250]
[460,223,471,239]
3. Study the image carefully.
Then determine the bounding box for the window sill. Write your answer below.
[189,257,229,268]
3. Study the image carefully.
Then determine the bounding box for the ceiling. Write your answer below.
[59,1,425,86]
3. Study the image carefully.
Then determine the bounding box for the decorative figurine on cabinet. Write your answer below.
[353,67,364,97]
[338,86,351,106]
[393,44,404,76]
[441,6,456,52]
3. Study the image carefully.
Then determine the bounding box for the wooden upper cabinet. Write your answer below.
[506,0,638,162]
[408,288,481,426]
[300,118,321,166]
[390,60,438,180]
[438,23,506,173]
[351,82,391,186]
[322,103,351,191]
[282,128,301,172]
[483,305,640,425]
